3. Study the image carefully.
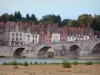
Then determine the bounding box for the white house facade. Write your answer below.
[2,24,40,46]
[52,33,60,43]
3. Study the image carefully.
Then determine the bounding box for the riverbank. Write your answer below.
[0,64,100,75]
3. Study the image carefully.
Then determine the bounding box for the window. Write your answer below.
[69,37,71,39]
[33,40,34,43]
[16,38,18,41]
[72,37,74,39]
[20,38,22,40]
[33,35,34,38]
[35,39,37,42]
[20,33,22,36]
[27,35,30,38]
[12,33,14,36]
[16,33,18,36]
[12,38,14,41]
[35,35,37,38]
[20,42,23,45]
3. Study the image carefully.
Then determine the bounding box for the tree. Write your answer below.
[77,14,94,27]
[68,20,78,27]
[26,13,30,20]
[30,14,38,24]
[14,11,22,22]
[55,15,61,26]
[9,14,14,21]
[17,11,22,21]
[92,14,100,31]
[61,19,70,27]
[14,11,18,22]
[40,14,61,27]
[0,13,10,22]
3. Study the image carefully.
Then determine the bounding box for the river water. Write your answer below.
[0,58,100,64]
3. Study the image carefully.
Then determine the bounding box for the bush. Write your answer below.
[62,59,71,68]
[24,61,29,66]
[73,61,78,65]
[85,61,92,65]
[30,62,33,65]
[34,61,38,65]
[2,61,8,65]
[12,60,17,66]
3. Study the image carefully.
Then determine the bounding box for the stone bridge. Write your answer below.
[0,39,100,59]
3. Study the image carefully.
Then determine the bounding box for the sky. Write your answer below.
[0,0,100,20]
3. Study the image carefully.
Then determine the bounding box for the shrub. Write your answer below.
[62,59,71,68]
[34,61,38,65]
[24,61,29,66]
[2,61,8,65]
[73,61,78,65]
[12,60,17,66]
[30,62,33,65]
[85,61,92,65]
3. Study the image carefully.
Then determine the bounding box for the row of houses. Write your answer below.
[0,21,97,46]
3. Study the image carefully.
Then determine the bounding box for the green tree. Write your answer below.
[77,14,93,27]
[14,11,22,22]
[40,14,61,27]
[9,14,14,21]
[55,15,61,26]
[92,14,100,31]
[26,13,30,20]
[30,14,38,24]
[68,20,78,27]
[17,11,22,21]
[61,19,70,27]
[0,13,10,22]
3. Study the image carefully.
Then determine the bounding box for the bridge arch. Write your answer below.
[91,43,100,57]
[67,45,82,58]
[37,46,54,58]
[13,48,25,57]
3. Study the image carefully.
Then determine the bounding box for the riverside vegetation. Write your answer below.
[2,60,96,67]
